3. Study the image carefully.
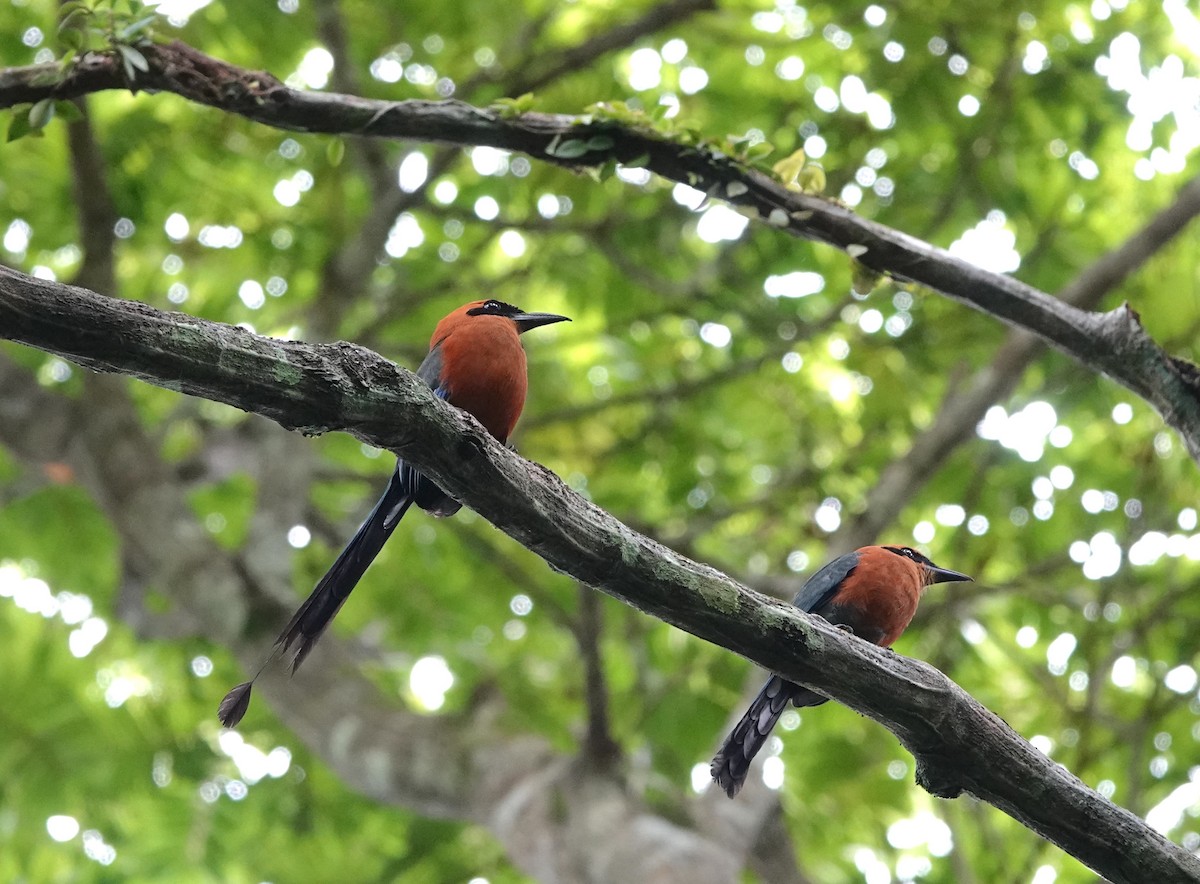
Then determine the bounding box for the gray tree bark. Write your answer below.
[2,265,1198,883]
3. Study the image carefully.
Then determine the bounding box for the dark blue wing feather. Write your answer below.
[710,550,862,792]
[790,550,861,613]
[398,342,460,516]
[415,342,446,391]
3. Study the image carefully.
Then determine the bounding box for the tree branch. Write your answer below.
[489,0,717,96]
[64,108,117,296]
[832,170,1200,551]
[576,584,621,769]
[1,264,1196,884]
[3,40,1199,461]
[0,346,739,884]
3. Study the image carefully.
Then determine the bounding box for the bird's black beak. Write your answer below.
[926,563,974,584]
[512,312,571,334]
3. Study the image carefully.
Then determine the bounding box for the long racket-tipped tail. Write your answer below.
[217,472,412,727]
[275,474,413,672]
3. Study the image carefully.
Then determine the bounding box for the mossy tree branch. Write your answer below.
[3,41,1200,461]
[1,263,1197,884]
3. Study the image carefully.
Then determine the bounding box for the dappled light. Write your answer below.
[695,203,749,243]
[976,401,1064,462]
[764,269,824,298]
[217,731,292,784]
[949,212,1022,274]
[1,0,1199,881]
[289,47,334,90]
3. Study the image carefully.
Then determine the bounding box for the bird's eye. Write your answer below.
[901,547,917,559]
[466,299,522,317]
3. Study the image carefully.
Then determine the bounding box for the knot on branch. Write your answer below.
[914,755,965,799]
[1095,301,1147,353]
[455,431,488,463]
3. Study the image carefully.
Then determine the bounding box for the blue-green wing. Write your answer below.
[397,342,458,516]
[790,550,861,613]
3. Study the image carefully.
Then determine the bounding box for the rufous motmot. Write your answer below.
[218,298,569,727]
[711,545,972,797]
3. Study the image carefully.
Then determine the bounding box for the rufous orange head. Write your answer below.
[430,299,570,349]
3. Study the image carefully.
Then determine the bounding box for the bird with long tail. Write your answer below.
[711,545,972,797]
[218,299,569,727]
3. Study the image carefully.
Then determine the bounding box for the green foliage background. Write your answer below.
[2,0,1199,881]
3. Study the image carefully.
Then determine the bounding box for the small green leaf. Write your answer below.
[125,44,150,71]
[59,27,85,52]
[29,99,55,130]
[592,159,618,182]
[54,101,84,123]
[585,135,614,151]
[7,110,33,143]
[117,43,150,75]
[773,147,806,187]
[491,92,536,119]
[57,1,90,27]
[119,14,159,40]
[798,164,826,193]
[58,9,89,35]
[744,141,774,161]
[585,100,640,125]
[851,258,883,295]
[326,137,345,166]
[547,138,589,159]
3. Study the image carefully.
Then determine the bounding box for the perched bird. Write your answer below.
[710,545,972,797]
[218,299,569,727]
